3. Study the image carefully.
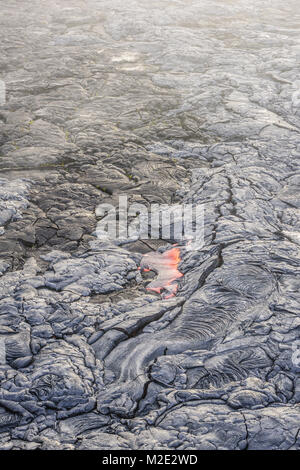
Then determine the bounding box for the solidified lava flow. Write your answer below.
[1,0,300,452]
[140,247,183,298]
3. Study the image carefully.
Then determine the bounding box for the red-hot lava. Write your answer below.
[139,247,183,298]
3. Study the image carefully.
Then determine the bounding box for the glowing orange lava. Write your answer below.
[139,247,183,298]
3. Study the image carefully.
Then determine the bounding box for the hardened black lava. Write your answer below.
[0,0,299,450]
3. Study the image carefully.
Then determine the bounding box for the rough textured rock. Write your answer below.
[0,0,299,450]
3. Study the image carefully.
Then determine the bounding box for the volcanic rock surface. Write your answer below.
[0,0,299,450]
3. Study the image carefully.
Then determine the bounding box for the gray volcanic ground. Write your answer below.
[0,0,300,450]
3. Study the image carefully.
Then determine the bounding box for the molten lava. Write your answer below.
[140,247,183,298]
